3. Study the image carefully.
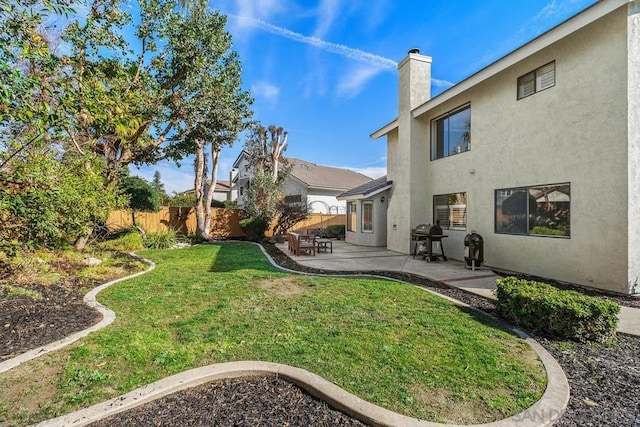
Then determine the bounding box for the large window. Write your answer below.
[347,201,357,232]
[431,105,471,160]
[433,193,467,230]
[495,183,570,237]
[362,201,373,232]
[283,194,302,204]
[517,61,555,99]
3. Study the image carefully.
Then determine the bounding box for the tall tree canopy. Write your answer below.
[242,124,290,223]
[0,0,253,250]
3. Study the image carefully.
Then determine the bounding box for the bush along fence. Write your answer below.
[106,208,345,239]
[495,276,620,342]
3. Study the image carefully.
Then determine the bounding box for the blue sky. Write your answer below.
[131,0,597,194]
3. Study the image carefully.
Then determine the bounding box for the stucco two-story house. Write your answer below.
[232,151,372,214]
[372,0,639,295]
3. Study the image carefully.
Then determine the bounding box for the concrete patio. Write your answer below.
[275,240,640,336]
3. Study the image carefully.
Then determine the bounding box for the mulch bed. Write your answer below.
[91,376,368,427]
[3,243,640,426]
[0,282,101,361]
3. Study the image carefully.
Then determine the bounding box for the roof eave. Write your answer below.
[337,184,392,201]
[231,150,249,169]
[412,0,628,119]
[307,184,354,192]
[371,118,399,139]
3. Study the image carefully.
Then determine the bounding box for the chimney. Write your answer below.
[398,48,432,115]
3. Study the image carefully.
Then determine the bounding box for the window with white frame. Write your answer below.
[347,201,357,232]
[362,201,373,232]
[431,105,471,160]
[433,193,467,230]
[517,61,555,99]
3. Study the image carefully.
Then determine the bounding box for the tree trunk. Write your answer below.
[131,211,146,240]
[194,141,208,240]
[270,130,287,181]
[73,229,92,251]
[203,146,220,238]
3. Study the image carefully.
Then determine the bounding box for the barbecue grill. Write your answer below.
[411,223,448,262]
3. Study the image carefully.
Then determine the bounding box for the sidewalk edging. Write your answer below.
[10,242,568,427]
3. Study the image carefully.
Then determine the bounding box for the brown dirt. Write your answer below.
[255,276,306,297]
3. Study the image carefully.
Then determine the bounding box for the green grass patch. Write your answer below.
[0,284,43,300]
[0,243,546,425]
[97,230,144,251]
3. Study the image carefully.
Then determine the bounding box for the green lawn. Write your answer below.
[0,243,546,425]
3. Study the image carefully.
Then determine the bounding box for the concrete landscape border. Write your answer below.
[4,242,569,426]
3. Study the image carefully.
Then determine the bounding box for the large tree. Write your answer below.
[1,0,253,248]
[242,124,290,224]
[163,8,252,240]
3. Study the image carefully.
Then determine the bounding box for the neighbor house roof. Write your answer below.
[337,175,392,200]
[287,158,372,191]
[230,151,372,191]
[214,180,231,192]
[371,0,628,139]
[182,180,231,195]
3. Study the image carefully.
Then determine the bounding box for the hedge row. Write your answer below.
[495,276,619,342]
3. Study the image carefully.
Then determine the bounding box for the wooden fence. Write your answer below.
[106,207,344,238]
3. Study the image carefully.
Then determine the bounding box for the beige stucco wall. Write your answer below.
[345,193,388,247]
[431,8,628,292]
[387,53,432,254]
[388,6,634,293]
[627,1,640,294]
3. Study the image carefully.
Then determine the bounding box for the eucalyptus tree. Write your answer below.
[162,7,253,240]
[242,124,290,223]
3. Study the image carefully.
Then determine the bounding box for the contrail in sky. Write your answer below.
[230,14,453,88]
[231,14,398,70]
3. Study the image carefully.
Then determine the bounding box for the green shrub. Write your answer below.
[239,217,269,242]
[144,229,178,249]
[326,224,345,239]
[98,230,144,252]
[495,276,619,342]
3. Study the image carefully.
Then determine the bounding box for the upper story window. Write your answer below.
[517,61,555,99]
[431,104,470,160]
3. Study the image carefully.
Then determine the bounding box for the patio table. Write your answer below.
[316,238,333,253]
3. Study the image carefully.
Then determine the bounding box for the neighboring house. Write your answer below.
[181,180,233,202]
[371,0,639,295]
[232,151,372,214]
[337,176,392,247]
